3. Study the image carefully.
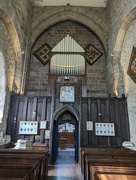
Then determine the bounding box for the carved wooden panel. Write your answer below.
[7,95,52,142]
[81,98,130,147]
[7,94,130,148]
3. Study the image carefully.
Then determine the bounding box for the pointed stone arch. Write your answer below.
[112,8,136,96]
[114,8,136,56]
[0,51,6,123]
[31,6,107,54]
[0,8,22,93]
[0,8,22,132]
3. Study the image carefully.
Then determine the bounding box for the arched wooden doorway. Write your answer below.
[52,105,79,162]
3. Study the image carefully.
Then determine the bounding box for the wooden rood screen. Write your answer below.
[7,94,129,148]
[81,97,130,147]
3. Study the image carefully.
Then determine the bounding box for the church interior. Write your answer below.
[0,0,136,179]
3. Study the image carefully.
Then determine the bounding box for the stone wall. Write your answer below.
[106,0,136,144]
[106,0,136,95]
[120,19,136,144]
[0,0,32,51]
[0,0,33,134]
[27,20,107,97]
[0,19,14,131]
[107,0,136,57]
[31,6,108,52]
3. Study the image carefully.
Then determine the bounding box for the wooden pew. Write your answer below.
[0,148,49,180]
[80,147,136,180]
[80,147,136,174]
[85,155,136,180]
[90,165,136,180]
[0,154,45,179]
[0,162,40,179]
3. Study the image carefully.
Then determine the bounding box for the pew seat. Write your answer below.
[90,165,136,180]
[80,147,136,180]
[0,148,49,180]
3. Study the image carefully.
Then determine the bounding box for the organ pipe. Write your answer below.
[51,34,85,74]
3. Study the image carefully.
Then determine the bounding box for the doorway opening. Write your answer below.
[52,108,79,163]
[58,123,75,156]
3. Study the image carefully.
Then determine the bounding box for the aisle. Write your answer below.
[47,148,82,180]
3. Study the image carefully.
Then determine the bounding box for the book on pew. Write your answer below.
[14,139,27,149]
[14,139,33,149]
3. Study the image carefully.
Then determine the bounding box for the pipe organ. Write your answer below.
[51,34,85,75]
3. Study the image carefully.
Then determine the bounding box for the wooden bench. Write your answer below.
[80,147,136,173]
[90,165,136,180]
[0,162,40,179]
[85,155,136,180]
[0,148,49,180]
[80,147,136,180]
[0,154,46,179]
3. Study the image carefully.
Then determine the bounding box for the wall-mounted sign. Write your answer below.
[39,120,47,129]
[45,130,50,139]
[95,123,115,136]
[19,121,38,135]
[87,121,93,131]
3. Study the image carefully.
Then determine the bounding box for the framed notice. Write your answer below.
[40,121,47,129]
[60,86,75,102]
[45,130,50,139]
[87,121,93,131]
[19,121,38,135]
[95,123,115,136]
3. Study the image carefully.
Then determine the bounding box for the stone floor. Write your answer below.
[47,148,82,180]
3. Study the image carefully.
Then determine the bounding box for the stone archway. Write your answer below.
[0,51,6,124]
[0,9,22,93]
[31,6,107,54]
[112,8,136,144]
[0,9,22,133]
[111,8,136,96]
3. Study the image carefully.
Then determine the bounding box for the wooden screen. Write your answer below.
[81,98,130,147]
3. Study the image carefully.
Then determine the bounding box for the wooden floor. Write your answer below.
[47,148,82,180]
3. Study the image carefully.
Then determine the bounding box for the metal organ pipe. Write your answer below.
[51,34,85,75]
